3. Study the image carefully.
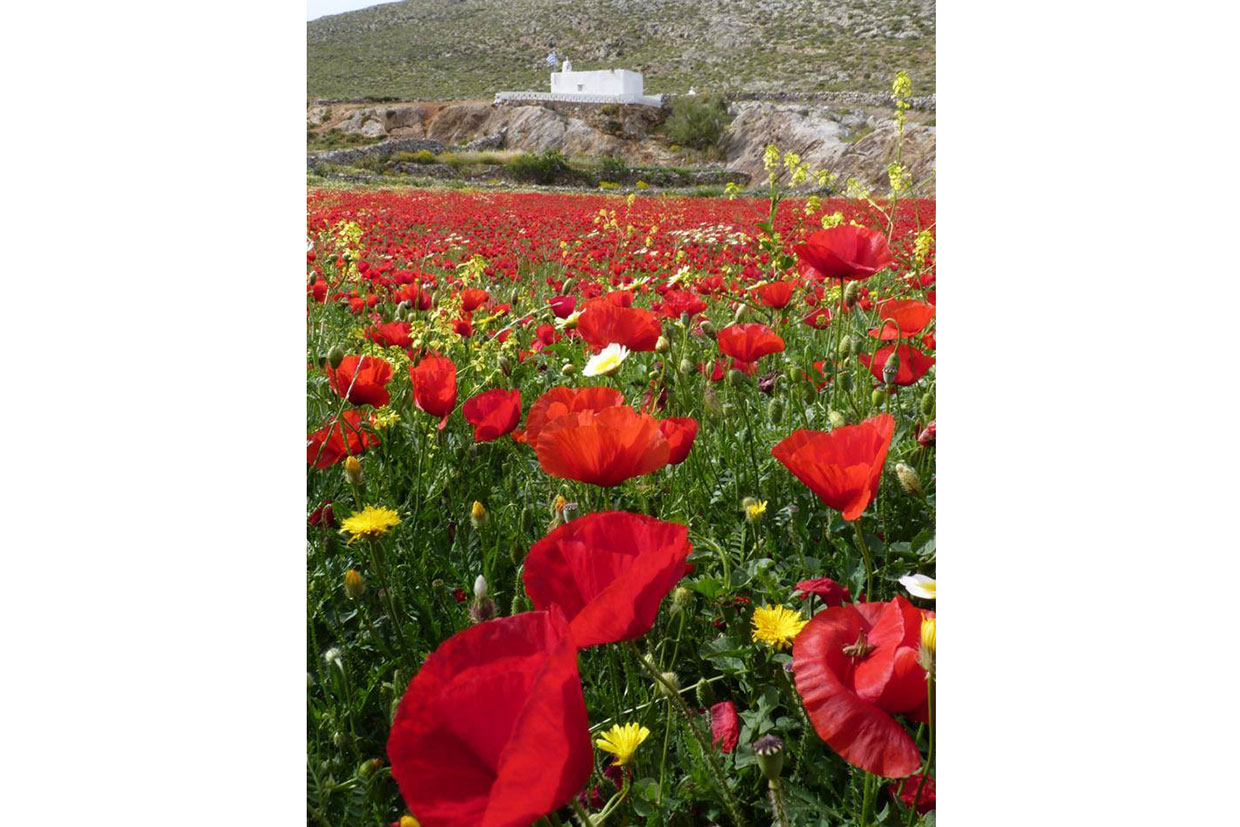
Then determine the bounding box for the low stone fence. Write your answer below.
[307,138,446,168]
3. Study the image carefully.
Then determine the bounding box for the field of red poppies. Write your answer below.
[307,177,937,826]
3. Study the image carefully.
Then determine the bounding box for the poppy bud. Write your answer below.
[333,731,348,748]
[562,361,576,375]
[473,574,488,601]
[498,355,512,375]
[561,277,576,293]
[753,734,785,781]
[308,273,318,287]
[671,586,693,613]
[882,350,900,385]
[703,384,723,418]
[655,335,670,353]
[871,388,885,407]
[679,311,692,327]
[700,319,716,337]
[695,678,716,707]
[328,346,345,369]
[838,371,853,392]
[838,335,858,358]
[358,758,382,777]
[511,591,530,614]
[827,409,847,429]
[920,390,935,417]
[726,368,746,386]
[344,569,365,599]
[431,578,445,589]
[677,357,695,376]
[843,281,860,307]
[470,500,487,529]
[343,455,364,486]
[657,671,681,696]
[788,365,805,383]
[895,463,924,497]
[768,397,784,424]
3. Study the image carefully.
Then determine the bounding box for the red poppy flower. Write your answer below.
[917,421,936,447]
[709,701,740,754]
[308,501,335,527]
[803,307,832,329]
[409,354,458,427]
[869,299,935,339]
[717,323,785,364]
[698,359,727,382]
[463,388,522,442]
[549,295,576,319]
[576,300,662,352]
[889,775,935,815]
[517,385,625,446]
[858,345,935,387]
[535,406,670,487]
[771,414,895,520]
[523,511,691,647]
[793,225,893,282]
[365,321,414,349]
[795,577,853,607]
[387,609,592,827]
[307,409,379,469]
[659,289,707,318]
[792,597,930,777]
[460,287,490,312]
[658,417,699,465]
[755,281,795,309]
[326,355,394,407]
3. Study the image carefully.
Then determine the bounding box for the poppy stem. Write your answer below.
[569,798,597,826]
[851,520,875,601]
[627,641,749,827]
[906,673,935,827]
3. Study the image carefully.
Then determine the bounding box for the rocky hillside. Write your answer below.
[308,97,935,195]
[308,0,936,101]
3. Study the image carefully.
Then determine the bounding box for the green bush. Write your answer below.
[506,150,571,184]
[598,155,629,181]
[390,149,439,164]
[665,94,730,151]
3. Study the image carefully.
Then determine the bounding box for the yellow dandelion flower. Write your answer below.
[595,722,650,766]
[339,506,401,544]
[743,498,767,523]
[751,605,808,650]
[399,816,421,827]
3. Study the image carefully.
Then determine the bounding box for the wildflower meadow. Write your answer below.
[308,150,937,826]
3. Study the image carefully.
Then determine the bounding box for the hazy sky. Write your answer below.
[307,1,402,21]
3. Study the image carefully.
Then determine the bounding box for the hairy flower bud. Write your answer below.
[678,357,695,376]
[469,596,497,624]
[695,678,716,708]
[838,334,858,359]
[657,671,681,696]
[920,390,935,417]
[895,463,924,497]
[671,586,693,613]
[498,355,512,376]
[473,574,488,601]
[788,365,805,383]
[871,388,886,407]
[655,335,670,353]
[827,409,847,429]
[328,345,345,370]
[562,361,577,375]
[700,319,716,337]
[343,569,365,599]
[882,350,900,385]
[726,368,746,386]
[838,371,854,392]
[843,281,861,308]
[767,397,785,424]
